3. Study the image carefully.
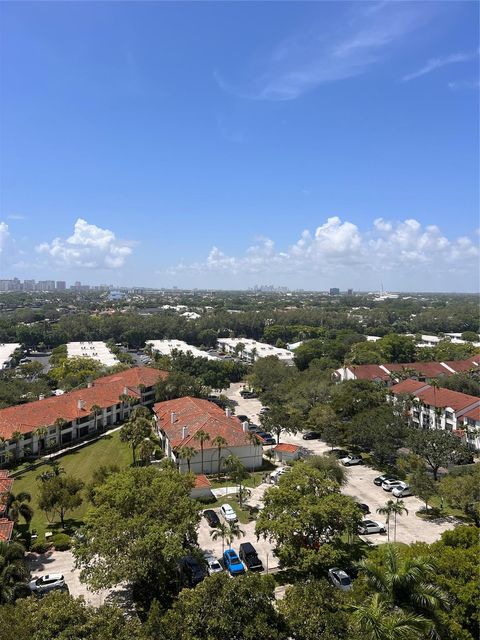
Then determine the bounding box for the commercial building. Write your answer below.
[217,338,295,365]
[0,367,167,464]
[147,339,219,360]
[389,380,480,451]
[0,343,21,370]
[153,397,263,474]
[67,341,119,367]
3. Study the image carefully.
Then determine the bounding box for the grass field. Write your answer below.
[13,430,132,540]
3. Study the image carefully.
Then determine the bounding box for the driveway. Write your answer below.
[224,384,459,546]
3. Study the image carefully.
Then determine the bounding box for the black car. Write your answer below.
[180,556,207,588]
[239,542,264,571]
[373,474,397,486]
[257,431,276,445]
[237,415,250,423]
[356,502,370,515]
[302,431,321,440]
[203,509,221,528]
[329,449,349,459]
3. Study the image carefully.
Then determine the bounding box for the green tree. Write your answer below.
[90,404,103,433]
[37,474,84,528]
[10,431,24,462]
[211,435,227,476]
[350,593,430,640]
[306,454,348,486]
[176,446,197,474]
[255,464,361,574]
[120,415,152,465]
[193,429,210,474]
[439,467,480,525]
[157,572,287,640]
[223,454,249,508]
[210,521,229,554]
[409,467,437,511]
[73,466,199,608]
[408,428,467,481]
[330,379,385,420]
[279,579,350,640]
[5,491,33,526]
[0,540,29,604]
[376,500,396,543]
[33,426,48,457]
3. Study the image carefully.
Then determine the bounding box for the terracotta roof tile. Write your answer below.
[154,397,253,449]
[273,443,300,453]
[0,518,13,543]
[462,406,480,421]
[0,367,167,440]
[194,474,212,489]
[416,387,480,411]
[390,380,431,395]
[350,365,391,381]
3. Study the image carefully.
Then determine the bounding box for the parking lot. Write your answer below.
[225,382,459,546]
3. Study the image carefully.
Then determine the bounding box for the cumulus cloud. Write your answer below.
[168,216,479,287]
[36,218,133,269]
[0,222,10,253]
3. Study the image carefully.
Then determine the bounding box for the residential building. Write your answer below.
[0,343,21,370]
[389,380,480,450]
[147,339,219,360]
[217,338,294,365]
[273,443,305,463]
[153,397,263,474]
[56,281,66,290]
[67,341,119,367]
[329,288,340,295]
[0,367,167,464]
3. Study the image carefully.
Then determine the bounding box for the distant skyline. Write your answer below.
[1,2,479,292]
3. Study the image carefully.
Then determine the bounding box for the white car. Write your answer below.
[358,519,386,535]
[328,567,353,591]
[392,482,413,498]
[269,467,291,484]
[29,574,66,595]
[220,503,238,522]
[340,454,363,467]
[382,479,405,492]
[204,553,223,575]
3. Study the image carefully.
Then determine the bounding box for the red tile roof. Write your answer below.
[0,367,167,440]
[443,358,480,373]
[461,406,480,422]
[347,358,480,382]
[194,474,212,489]
[154,397,253,450]
[390,380,431,395]
[0,472,13,515]
[0,518,13,543]
[350,365,391,382]
[416,387,480,412]
[273,443,300,453]
[388,361,452,378]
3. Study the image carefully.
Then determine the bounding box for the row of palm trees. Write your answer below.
[377,499,408,542]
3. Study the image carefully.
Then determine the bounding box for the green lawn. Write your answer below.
[13,431,132,540]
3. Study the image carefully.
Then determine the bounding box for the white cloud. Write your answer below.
[215,3,429,101]
[0,222,10,253]
[402,51,478,82]
[36,218,133,269]
[168,217,479,289]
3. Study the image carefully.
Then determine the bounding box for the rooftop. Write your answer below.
[146,339,219,360]
[0,343,21,369]
[67,341,119,367]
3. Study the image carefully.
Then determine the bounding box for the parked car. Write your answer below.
[237,415,250,423]
[374,474,397,486]
[358,520,386,535]
[329,449,350,459]
[204,553,223,575]
[340,454,363,467]
[302,431,321,440]
[382,479,405,492]
[220,503,238,522]
[328,567,353,591]
[256,431,276,445]
[239,542,264,571]
[355,502,370,515]
[270,467,291,484]
[203,509,221,528]
[392,482,413,498]
[180,556,207,587]
[223,549,245,576]
[29,574,66,596]
[259,407,270,414]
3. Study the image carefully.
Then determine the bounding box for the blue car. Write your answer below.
[223,549,245,576]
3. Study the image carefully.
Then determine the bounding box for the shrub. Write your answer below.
[51,533,72,551]
[196,495,216,505]
[31,541,51,554]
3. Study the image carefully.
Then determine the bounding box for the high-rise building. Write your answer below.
[56,281,66,290]
[347,288,353,295]
[36,280,55,291]
[23,280,35,291]
[329,287,340,295]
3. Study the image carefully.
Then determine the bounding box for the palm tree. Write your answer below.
[225,520,245,549]
[210,522,229,554]
[53,417,68,447]
[377,500,396,543]
[359,544,449,623]
[0,541,29,604]
[211,435,227,476]
[351,593,431,640]
[194,429,211,474]
[90,404,103,433]
[176,446,197,473]
[138,438,155,465]
[6,491,33,526]
[10,432,24,462]
[430,379,440,428]
[33,426,48,457]
[390,499,409,542]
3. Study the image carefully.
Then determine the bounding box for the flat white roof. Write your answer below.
[66,341,119,367]
[217,338,294,361]
[0,343,21,368]
[146,339,219,360]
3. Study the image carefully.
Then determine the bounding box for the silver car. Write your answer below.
[29,573,66,595]
[220,503,238,522]
[328,567,353,591]
[392,482,413,498]
[204,553,223,575]
[382,479,405,492]
[358,519,386,535]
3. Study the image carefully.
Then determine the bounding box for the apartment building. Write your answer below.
[389,380,480,451]
[217,338,295,365]
[67,341,119,367]
[146,339,219,361]
[0,367,167,465]
[153,397,263,474]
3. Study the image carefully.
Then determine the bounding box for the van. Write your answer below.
[238,542,263,571]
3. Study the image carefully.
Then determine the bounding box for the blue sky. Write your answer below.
[0,1,478,291]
